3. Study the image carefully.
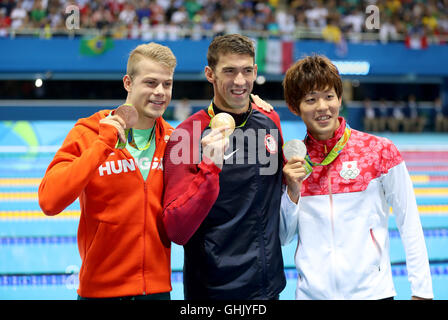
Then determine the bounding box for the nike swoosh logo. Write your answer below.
[223,149,239,161]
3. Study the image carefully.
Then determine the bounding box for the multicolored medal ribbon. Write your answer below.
[303,124,351,175]
[207,101,253,129]
[127,126,155,150]
[116,127,155,150]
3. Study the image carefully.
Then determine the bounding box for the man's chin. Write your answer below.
[226,99,250,111]
[140,111,162,122]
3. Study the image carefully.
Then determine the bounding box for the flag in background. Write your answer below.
[255,38,294,74]
[335,34,348,57]
[80,35,114,56]
[405,34,428,50]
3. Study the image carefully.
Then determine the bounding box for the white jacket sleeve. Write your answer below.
[279,186,300,245]
[381,161,434,299]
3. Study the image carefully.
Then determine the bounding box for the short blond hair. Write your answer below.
[127,42,177,79]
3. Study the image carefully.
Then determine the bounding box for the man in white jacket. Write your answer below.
[280,55,433,300]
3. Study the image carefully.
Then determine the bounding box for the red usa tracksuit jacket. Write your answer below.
[163,102,286,300]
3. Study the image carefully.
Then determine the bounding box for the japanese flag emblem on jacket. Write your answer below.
[340,161,360,180]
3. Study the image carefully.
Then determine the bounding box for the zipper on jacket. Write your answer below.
[327,167,340,297]
[370,228,382,271]
[141,144,158,295]
[140,123,161,296]
[328,170,335,238]
[257,215,268,297]
[120,147,149,295]
[142,181,148,295]
[255,158,268,297]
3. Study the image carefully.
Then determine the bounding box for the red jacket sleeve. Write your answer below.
[162,114,221,245]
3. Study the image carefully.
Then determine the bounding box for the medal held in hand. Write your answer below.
[114,104,139,149]
[210,112,236,138]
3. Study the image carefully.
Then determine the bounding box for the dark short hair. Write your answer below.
[207,34,255,70]
[282,55,342,115]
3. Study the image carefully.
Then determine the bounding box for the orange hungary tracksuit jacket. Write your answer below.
[38,110,173,298]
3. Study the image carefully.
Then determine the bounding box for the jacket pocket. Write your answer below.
[369,228,382,271]
[84,221,104,265]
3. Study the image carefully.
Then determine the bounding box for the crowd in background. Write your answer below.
[0,0,448,42]
[1,0,448,132]
[363,95,448,132]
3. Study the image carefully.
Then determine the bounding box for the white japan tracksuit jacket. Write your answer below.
[280,118,433,300]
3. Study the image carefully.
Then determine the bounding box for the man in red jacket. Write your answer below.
[163,34,286,300]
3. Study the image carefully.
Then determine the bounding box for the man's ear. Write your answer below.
[287,104,300,116]
[336,97,343,113]
[123,74,132,93]
[204,66,214,84]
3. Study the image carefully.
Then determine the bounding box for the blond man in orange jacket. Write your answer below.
[39,43,176,300]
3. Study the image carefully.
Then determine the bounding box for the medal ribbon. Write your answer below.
[112,105,155,150]
[126,126,155,151]
[116,126,155,150]
[207,101,252,129]
[303,124,351,175]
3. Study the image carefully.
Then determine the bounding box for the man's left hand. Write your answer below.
[251,94,273,112]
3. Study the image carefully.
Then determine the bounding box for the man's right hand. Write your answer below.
[100,115,127,145]
[201,126,230,169]
[283,157,307,204]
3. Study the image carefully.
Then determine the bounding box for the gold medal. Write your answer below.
[210,112,235,138]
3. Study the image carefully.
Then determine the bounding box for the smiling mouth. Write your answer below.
[315,115,331,121]
[149,100,165,106]
[231,89,246,96]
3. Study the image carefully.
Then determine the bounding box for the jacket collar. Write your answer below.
[305,117,346,155]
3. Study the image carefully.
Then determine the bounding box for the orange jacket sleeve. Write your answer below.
[38,121,118,215]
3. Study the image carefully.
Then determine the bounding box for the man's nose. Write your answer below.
[234,72,245,86]
[316,98,328,110]
[154,83,164,95]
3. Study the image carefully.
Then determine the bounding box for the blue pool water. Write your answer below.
[1,120,448,300]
